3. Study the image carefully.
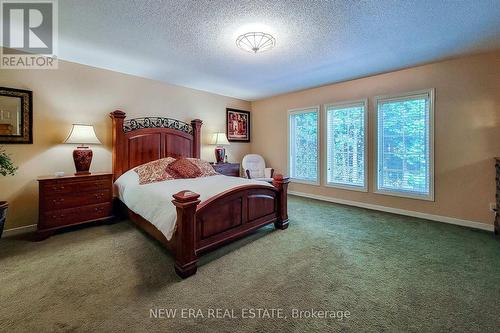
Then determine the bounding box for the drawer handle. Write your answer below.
[52,198,65,204]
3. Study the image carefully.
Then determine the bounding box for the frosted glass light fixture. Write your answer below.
[236,32,276,53]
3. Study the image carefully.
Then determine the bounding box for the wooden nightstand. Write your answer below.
[37,172,114,238]
[211,163,240,177]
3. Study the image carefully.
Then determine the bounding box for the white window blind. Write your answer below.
[288,108,319,183]
[376,90,434,199]
[325,101,367,190]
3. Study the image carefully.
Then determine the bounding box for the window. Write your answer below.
[376,90,434,200]
[325,100,367,191]
[288,107,319,184]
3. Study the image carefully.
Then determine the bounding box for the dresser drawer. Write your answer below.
[40,203,113,229]
[42,189,112,211]
[40,176,110,195]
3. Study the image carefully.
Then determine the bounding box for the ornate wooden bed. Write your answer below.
[110,110,289,278]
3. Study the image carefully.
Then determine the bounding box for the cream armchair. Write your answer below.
[242,154,274,182]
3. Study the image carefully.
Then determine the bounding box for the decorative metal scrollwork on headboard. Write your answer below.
[123,117,193,135]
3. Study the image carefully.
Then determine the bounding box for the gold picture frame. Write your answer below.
[0,87,33,144]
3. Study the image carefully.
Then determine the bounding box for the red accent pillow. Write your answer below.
[167,158,202,179]
[187,158,218,177]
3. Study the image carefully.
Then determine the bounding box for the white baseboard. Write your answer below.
[2,224,37,237]
[288,191,494,232]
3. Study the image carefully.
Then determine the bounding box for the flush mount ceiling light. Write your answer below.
[236,32,276,53]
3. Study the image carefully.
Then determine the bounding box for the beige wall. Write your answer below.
[251,51,500,226]
[0,60,251,229]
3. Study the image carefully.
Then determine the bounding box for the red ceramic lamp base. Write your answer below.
[214,146,225,164]
[73,146,93,175]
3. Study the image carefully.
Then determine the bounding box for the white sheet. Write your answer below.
[114,170,273,240]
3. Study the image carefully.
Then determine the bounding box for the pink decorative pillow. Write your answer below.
[187,158,218,177]
[167,158,202,179]
[134,157,176,185]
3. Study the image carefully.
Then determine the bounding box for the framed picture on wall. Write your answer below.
[0,87,33,144]
[226,108,250,142]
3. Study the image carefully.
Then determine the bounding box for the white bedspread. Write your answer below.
[115,170,273,240]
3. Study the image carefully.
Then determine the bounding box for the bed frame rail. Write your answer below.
[172,176,289,278]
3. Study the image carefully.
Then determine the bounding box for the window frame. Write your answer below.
[287,106,321,185]
[322,99,368,192]
[374,89,435,201]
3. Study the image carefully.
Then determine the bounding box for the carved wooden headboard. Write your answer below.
[110,110,202,181]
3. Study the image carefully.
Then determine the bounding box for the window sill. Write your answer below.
[374,189,434,201]
[324,183,368,192]
[290,178,320,186]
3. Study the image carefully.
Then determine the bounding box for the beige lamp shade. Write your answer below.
[211,132,230,146]
[64,124,102,145]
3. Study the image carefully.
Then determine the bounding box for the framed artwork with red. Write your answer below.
[226,108,250,142]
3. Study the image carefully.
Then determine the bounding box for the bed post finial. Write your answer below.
[110,110,126,119]
[191,119,202,158]
[172,190,201,278]
[272,174,290,230]
[110,110,126,181]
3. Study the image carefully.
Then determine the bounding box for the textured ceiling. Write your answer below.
[57,0,500,100]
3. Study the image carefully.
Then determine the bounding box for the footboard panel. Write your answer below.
[195,186,278,253]
[199,197,244,239]
[248,193,276,220]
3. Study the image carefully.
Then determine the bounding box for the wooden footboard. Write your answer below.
[172,175,290,278]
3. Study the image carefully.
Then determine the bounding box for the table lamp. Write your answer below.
[64,124,102,175]
[211,132,230,164]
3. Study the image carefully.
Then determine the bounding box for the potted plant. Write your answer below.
[0,146,17,238]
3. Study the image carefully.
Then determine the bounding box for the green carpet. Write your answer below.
[1,195,499,332]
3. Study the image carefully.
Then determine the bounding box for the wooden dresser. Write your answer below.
[495,158,500,235]
[37,173,114,238]
[211,162,240,177]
